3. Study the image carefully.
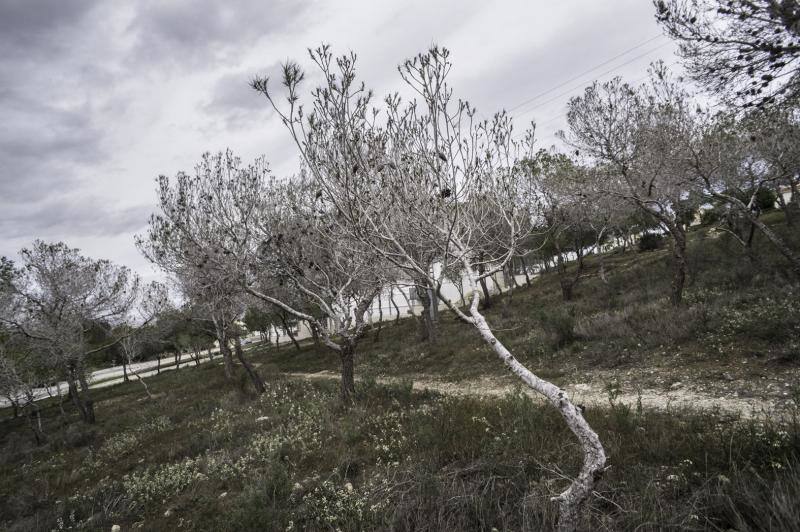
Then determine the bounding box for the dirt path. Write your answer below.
[285,371,788,419]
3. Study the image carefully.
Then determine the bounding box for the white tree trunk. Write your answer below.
[461,263,605,531]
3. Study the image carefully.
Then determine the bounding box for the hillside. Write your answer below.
[1,217,799,531]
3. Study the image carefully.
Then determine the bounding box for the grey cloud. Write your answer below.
[0,0,97,56]
[202,69,273,128]
[127,0,311,67]
[0,197,152,241]
[0,88,106,203]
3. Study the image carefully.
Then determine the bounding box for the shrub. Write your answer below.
[538,307,576,349]
[638,232,664,252]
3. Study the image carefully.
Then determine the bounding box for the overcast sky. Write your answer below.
[0,0,679,281]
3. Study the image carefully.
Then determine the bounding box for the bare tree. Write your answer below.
[136,156,268,392]
[682,107,800,274]
[0,241,139,423]
[117,282,171,399]
[655,0,800,108]
[560,65,699,305]
[253,45,606,530]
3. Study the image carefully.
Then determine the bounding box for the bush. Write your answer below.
[538,307,577,349]
[637,232,664,252]
[700,207,722,226]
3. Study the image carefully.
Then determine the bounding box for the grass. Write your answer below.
[1,214,799,531]
[257,218,800,405]
[1,366,799,531]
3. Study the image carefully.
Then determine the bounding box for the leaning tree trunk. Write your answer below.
[460,267,605,531]
[132,370,154,400]
[233,336,266,394]
[741,202,800,278]
[279,312,301,351]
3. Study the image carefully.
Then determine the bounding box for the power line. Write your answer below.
[511,40,674,121]
[523,59,681,144]
[506,33,666,114]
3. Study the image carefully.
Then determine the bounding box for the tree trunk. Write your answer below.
[669,226,688,306]
[5,395,19,419]
[122,359,129,383]
[156,355,161,375]
[133,371,154,400]
[76,371,96,424]
[27,403,46,445]
[414,280,437,342]
[215,325,235,380]
[279,312,301,351]
[389,288,401,323]
[462,269,605,531]
[339,344,356,404]
[375,297,384,342]
[478,277,492,309]
[233,336,266,394]
[520,256,532,287]
[750,217,800,277]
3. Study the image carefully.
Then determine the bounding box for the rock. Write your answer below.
[669,381,683,390]
[111,526,121,532]
[666,474,680,482]
[722,372,735,382]
[344,482,353,493]
[219,492,228,499]
[573,383,591,391]
[255,416,269,422]
[164,509,173,517]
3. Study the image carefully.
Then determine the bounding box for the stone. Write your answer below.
[219,492,228,499]
[111,526,121,532]
[669,381,683,390]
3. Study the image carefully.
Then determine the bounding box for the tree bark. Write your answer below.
[339,344,356,403]
[459,266,605,531]
[233,336,266,394]
[76,370,96,424]
[214,323,235,380]
[133,370,154,400]
[279,312,301,351]
[669,225,688,306]
[389,288,401,323]
[520,256,532,287]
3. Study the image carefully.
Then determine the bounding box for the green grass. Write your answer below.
[2,366,799,531]
[257,219,800,402]
[1,213,799,531]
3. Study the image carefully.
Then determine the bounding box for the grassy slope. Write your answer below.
[1,215,799,531]
[1,365,799,531]
[259,217,800,408]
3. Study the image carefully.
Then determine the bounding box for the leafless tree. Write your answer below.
[0,241,139,423]
[682,106,800,274]
[253,44,606,530]
[560,65,699,305]
[655,0,800,108]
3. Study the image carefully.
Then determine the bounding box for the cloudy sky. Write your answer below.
[0,0,680,281]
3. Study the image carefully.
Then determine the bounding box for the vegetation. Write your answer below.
[2,3,800,529]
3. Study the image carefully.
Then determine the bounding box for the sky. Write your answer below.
[0,0,680,282]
